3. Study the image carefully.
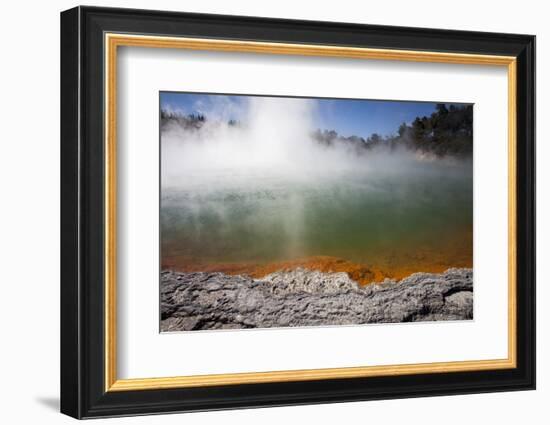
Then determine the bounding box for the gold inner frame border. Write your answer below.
[104,33,517,392]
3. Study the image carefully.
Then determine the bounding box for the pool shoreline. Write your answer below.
[161,254,473,285]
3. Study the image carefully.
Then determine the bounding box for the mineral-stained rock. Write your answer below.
[160,268,473,332]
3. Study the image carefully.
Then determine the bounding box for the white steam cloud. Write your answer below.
[161,96,471,191]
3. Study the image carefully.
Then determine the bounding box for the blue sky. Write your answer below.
[160,92,465,139]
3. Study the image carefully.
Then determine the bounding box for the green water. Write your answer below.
[160,160,473,270]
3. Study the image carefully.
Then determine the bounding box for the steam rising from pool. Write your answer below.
[160,97,473,270]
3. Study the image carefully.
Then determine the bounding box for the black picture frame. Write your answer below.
[61,5,535,419]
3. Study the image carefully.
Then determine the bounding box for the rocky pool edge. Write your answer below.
[161,268,473,331]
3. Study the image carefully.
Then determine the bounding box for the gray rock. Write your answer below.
[160,268,473,332]
[260,268,360,295]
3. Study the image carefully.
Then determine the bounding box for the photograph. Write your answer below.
[159,92,474,332]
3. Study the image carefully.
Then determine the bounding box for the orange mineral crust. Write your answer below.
[162,250,472,286]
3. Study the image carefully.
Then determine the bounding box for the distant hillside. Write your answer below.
[312,104,473,158]
[161,103,473,158]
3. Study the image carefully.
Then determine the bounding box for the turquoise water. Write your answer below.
[160,160,473,270]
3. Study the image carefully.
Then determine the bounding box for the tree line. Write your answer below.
[313,104,473,158]
[161,103,473,158]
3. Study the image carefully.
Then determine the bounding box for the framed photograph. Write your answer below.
[60,6,535,419]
